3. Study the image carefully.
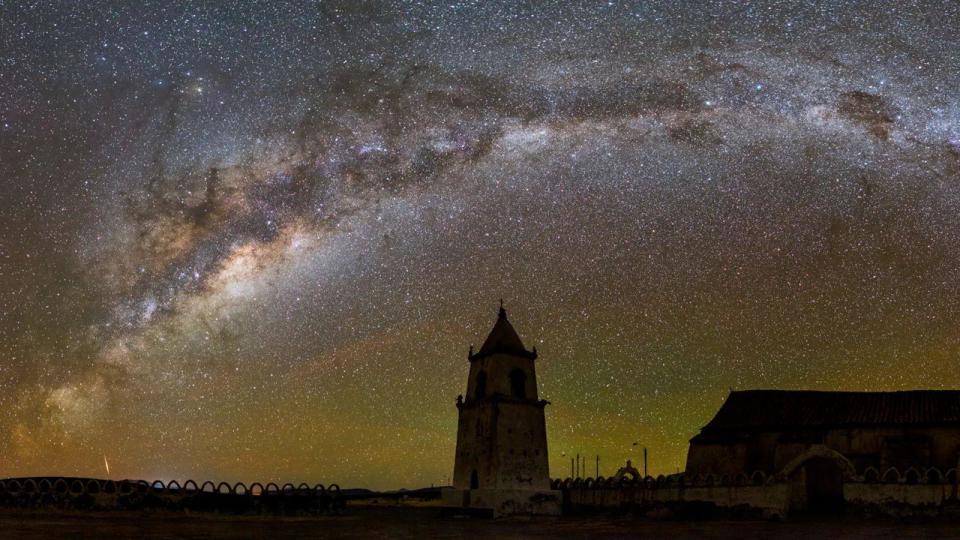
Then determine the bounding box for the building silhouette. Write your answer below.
[686,389,960,511]
[443,304,560,516]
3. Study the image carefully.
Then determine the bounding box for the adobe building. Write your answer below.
[686,390,960,511]
[687,390,960,477]
[442,304,561,516]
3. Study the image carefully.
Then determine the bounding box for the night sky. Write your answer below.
[2,1,959,490]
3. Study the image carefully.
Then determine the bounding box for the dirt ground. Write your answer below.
[2,505,960,539]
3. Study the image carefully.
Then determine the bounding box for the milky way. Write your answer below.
[1,1,959,489]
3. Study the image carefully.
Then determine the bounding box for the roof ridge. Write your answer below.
[700,390,960,432]
[731,389,960,394]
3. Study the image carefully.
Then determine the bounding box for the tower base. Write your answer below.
[441,488,562,517]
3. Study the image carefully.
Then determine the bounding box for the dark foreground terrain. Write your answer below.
[2,505,960,539]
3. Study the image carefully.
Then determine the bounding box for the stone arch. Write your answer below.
[551,479,562,489]
[183,480,198,492]
[8,480,21,494]
[70,479,84,494]
[265,483,280,495]
[719,474,731,486]
[751,471,767,486]
[297,482,311,494]
[882,467,901,483]
[619,469,640,483]
[313,484,326,494]
[925,467,943,484]
[249,483,264,496]
[167,480,182,492]
[103,480,117,494]
[781,446,851,513]
[136,480,150,493]
[703,474,716,486]
[151,480,166,492]
[572,478,583,487]
[119,480,133,494]
[23,479,37,494]
[38,479,52,493]
[216,482,232,494]
[281,483,296,495]
[234,482,248,495]
[200,481,216,493]
[778,445,856,480]
[904,467,922,484]
[328,483,340,494]
[947,469,957,484]
[734,473,749,486]
[863,467,880,483]
[86,479,101,494]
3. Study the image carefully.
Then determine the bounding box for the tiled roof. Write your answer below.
[697,390,960,433]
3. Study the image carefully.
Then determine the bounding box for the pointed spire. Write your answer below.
[471,302,537,360]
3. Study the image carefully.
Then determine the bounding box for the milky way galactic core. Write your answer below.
[1,1,959,489]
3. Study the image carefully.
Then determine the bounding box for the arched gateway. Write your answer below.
[780,445,854,513]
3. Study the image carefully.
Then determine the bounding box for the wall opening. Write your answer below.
[803,457,844,513]
[510,369,526,399]
[470,469,480,489]
[476,371,487,398]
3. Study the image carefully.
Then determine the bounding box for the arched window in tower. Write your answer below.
[510,368,527,399]
[475,370,487,398]
[470,469,480,489]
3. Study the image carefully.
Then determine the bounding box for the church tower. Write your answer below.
[445,304,560,516]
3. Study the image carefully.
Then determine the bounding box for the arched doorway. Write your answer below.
[780,445,853,514]
[802,457,844,512]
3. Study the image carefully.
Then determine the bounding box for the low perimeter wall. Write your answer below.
[556,472,960,519]
[0,477,344,515]
[564,483,791,518]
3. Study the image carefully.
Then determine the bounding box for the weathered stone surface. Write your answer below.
[447,306,559,516]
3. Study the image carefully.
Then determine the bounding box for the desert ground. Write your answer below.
[2,504,960,539]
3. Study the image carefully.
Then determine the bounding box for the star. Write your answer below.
[0,0,958,490]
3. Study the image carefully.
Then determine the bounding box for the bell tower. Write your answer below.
[446,303,560,515]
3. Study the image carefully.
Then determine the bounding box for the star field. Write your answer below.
[1,1,959,489]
